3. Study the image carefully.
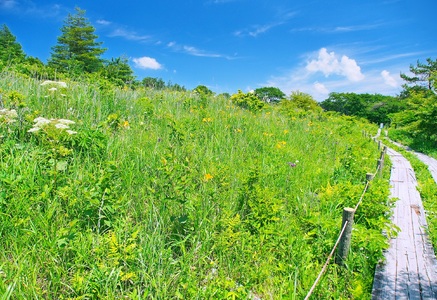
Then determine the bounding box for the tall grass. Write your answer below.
[0,70,392,299]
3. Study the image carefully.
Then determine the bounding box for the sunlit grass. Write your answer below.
[0,70,391,299]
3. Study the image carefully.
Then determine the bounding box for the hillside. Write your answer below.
[0,71,392,299]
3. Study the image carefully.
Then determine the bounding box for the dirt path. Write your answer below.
[372,147,437,299]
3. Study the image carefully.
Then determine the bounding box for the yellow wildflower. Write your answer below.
[275,141,287,149]
[204,173,214,182]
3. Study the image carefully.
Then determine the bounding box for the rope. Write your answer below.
[304,220,349,300]
[304,139,385,299]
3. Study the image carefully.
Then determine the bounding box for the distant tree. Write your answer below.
[230,90,265,112]
[391,58,437,144]
[321,92,404,124]
[217,92,231,99]
[167,82,186,92]
[0,24,25,65]
[321,93,367,117]
[142,77,166,89]
[194,85,214,96]
[400,58,437,94]
[288,91,321,112]
[102,56,135,86]
[254,87,285,103]
[48,7,106,75]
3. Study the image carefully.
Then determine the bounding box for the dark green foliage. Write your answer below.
[142,77,166,89]
[254,86,285,103]
[320,92,403,125]
[390,58,437,147]
[0,24,25,66]
[141,77,186,91]
[400,58,437,93]
[101,56,135,87]
[48,7,106,75]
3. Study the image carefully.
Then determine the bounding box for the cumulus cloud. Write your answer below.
[306,48,364,82]
[133,57,162,70]
[314,82,330,95]
[381,70,398,87]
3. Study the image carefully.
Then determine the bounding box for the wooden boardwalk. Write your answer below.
[372,147,437,299]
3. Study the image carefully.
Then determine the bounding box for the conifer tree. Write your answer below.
[0,24,26,65]
[49,7,106,74]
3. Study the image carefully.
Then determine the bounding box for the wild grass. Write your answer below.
[0,70,392,299]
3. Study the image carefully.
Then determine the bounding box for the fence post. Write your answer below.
[366,173,374,181]
[335,207,355,266]
[377,159,384,177]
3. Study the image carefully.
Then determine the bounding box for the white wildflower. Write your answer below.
[27,127,41,133]
[66,130,77,135]
[41,80,67,88]
[0,109,18,119]
[33,117,51,127]
[55,123,69,129]
[8,109,18,118]
[57,119,75,125]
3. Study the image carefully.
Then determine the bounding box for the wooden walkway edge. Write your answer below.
[372,147,437,299]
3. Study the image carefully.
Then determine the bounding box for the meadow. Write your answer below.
[0,71,394,299]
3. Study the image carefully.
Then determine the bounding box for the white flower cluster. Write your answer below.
[0,108,18,124]
[28,117,77,135]
[40,80,68,88]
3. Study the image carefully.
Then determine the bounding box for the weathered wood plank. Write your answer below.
[372,148,437,299]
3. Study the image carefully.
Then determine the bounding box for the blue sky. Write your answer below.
[1,0,436,100]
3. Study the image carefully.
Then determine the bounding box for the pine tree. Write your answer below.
[103,56,135,86]
[49,7,106,75]
[0,24,26,65]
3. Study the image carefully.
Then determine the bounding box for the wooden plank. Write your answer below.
[372,147,437,299]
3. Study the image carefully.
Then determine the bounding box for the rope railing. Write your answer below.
[303,137,386,299]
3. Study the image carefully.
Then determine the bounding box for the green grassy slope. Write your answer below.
[0,71,393,299]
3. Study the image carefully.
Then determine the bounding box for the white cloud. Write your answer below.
[262,48,405,101]
[314,82,330,96]
[133,57,162,70]
[167,41,234,59]
[381,70,398,87]
[96,19,111,26]
[109,28,150,41]
[0,0,17,9]
[306,48,364,82]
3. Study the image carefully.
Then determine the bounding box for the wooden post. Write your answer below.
[378,140,381,150]
[377,159,383,176]
[366,173,374,181]
[336,207,355,266]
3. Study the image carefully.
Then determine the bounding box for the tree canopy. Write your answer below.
[320,92,403,125]
[400,58,437,94]
[102,56,135,86]
[391,58,437,145]
[253,87,285,103]
[48,7,106,75]
[0,24,26,65]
